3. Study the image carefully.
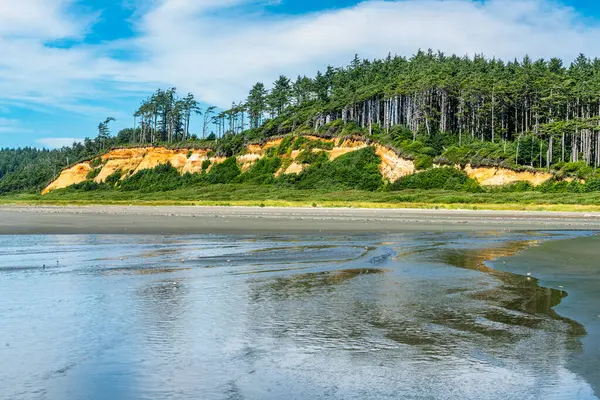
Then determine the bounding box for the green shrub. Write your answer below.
[292,136,308,150]
[296,150,328,165]
[201,159,211,172]
[551,181,570,193]
[414,155,433,170]
[86,168,101,180]
[292,137,334,151]
[236,157,282,184]
[537,179,569,193]
[90,157,103,168]
[462,179,484,193]
[186,150,193,158]
[567,180,586,193]
[585,178,600,192]
[405,140,425,154]
[276,136,294,156]
[318,119,344,135]
[308,140,334,151]
[287,146,383,191]
[389,167,481,192]
[441,146,468,165]
[341,121,367,136]
[389,125,414,146]
[206,157,241,184]
[216,134,244,157]
[67,180,106,191]
[562,162,593,179]
[119,163,182,192]
[104,169,122,185]
[420,147,437,157]
[535,179,592,193]
[493,181,535,193]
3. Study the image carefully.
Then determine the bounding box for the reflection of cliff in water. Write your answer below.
[245,236,587,384]
[427,241,586,346]
[249,268,388,302]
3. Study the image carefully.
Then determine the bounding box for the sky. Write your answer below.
[1,0,600,148]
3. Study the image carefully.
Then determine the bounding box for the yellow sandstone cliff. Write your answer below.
[464,165,553,186]
[42,136,555,194]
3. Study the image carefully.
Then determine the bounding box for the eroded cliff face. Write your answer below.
[43,147,222,194]
[329,139,368,160]
[464,165,553,186]
[42,163,93,194]
[42,135,554,194]
[375,145,415,182]
[272,138,415,181]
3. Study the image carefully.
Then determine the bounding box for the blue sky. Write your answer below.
[1,0,600,148]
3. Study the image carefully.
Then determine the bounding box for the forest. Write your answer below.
[4,49,600,196]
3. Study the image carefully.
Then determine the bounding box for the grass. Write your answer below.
[4,185,600,212]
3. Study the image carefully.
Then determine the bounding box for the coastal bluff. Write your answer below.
[43,136,553,194]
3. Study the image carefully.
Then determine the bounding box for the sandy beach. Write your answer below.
[1,205,600,234]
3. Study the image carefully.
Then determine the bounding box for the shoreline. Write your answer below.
[2,205,600,234]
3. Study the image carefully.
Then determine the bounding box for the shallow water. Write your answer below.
[0,232,598,400]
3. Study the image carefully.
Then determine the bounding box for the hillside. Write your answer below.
[43,134,561,195]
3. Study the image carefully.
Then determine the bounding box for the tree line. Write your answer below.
[234,50,600,169]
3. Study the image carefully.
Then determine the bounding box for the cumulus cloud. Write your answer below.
[2,0,600,114]
[36,137,84,148]
[0,0,151,114]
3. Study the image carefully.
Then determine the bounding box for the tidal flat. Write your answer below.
[0,231,598,399]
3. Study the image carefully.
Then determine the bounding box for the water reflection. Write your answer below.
[430,241,586,344]
[250,268,388,301]
[0,233,597,399]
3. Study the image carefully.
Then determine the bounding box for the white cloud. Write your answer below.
[128,0,600,106]
[0,0,81,38]
[0,0,151,115]
[36,137,84,148]
[2,0,600,116]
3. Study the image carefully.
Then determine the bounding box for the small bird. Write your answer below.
[526,272,532,277]
[120,257,124,261]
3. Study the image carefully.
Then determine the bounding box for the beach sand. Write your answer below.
[1,205,600,234]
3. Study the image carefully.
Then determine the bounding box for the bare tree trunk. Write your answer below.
[491,90,495,142]
[516,134,522,165]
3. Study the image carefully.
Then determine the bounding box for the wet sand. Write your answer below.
[491,235,600,396]
[1,205,600,234]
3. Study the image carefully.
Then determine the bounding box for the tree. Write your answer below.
[247,82,267,128]
[182,93,201,141]
[97,117,115,150]
[203,106,216,138]
[267,75,291,117]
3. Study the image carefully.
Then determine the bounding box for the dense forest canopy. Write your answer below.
[4,49,600,195]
